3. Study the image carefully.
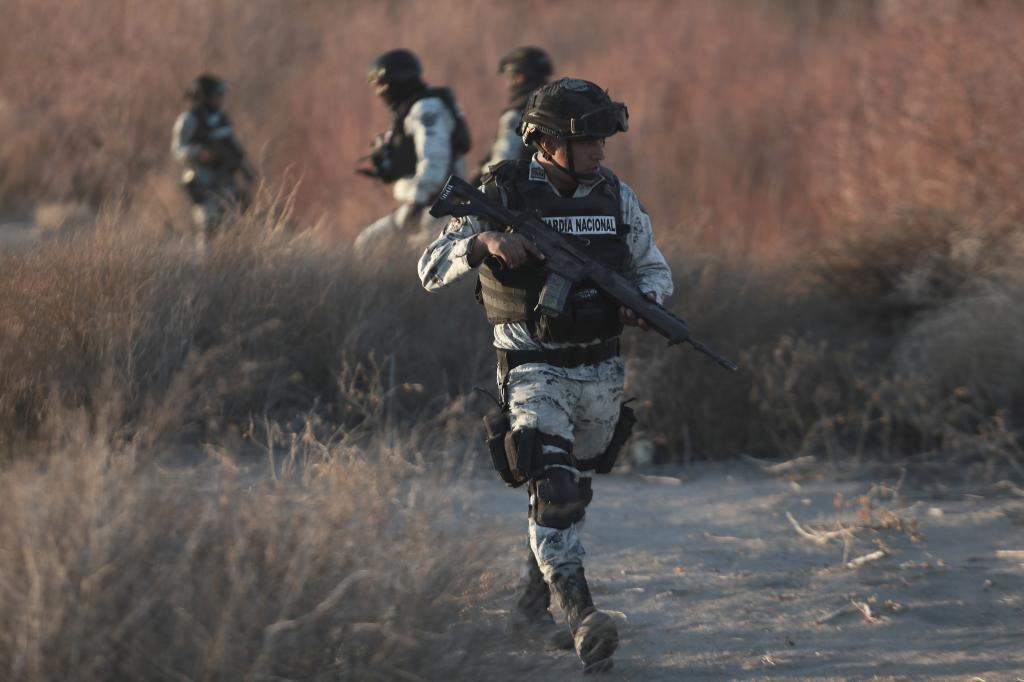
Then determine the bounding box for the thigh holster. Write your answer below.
[483,409,520,487]
[481,411,575,488]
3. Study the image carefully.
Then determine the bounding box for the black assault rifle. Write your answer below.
[204,138,256,182]
[429,175,738,372]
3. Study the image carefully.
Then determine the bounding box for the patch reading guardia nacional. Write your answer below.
[542,215,617,235]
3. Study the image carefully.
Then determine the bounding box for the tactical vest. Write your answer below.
[384,87,471,182]
[190,108,231,142]
[478,160,631,344]
[189,108,237,170]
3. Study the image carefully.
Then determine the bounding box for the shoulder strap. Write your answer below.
[480,162,516,231]
[484,159,533,213]
[481,159,518,186]
[424,86,455,110]
[414,86,471,156]
[396,87,457,123]
[597,168,625,229]
[392,87,434,128]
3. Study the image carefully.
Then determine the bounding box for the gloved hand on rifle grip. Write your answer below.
[469,231,546,269]
[620,292,657,330]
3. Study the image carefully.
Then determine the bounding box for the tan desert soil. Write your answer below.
[467,462,1024,681]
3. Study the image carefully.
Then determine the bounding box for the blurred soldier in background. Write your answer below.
[472,46,553,184]
[355,49,471,251]
[171,74,255,242]
[418,78,672,673]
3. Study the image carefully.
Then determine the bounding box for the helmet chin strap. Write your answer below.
[540,137,595,186]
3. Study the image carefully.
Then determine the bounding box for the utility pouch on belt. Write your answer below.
[483,409,520,487]
[592,403,636,474]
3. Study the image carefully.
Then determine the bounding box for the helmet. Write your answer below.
[517,78,628,146]
[367,49,422,85]
[498,46,553,82]
[185,74,228,102]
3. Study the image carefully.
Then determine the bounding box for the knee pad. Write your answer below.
[531,468,593,530]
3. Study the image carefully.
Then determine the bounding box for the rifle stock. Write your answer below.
[430,175,738,372]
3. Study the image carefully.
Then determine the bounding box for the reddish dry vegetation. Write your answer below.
[3,1,1024,255]
[0,0,1022,464]
[0,5,1023,679]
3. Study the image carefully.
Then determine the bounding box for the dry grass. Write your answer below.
[5,195,1021,470]
[625,214,1024,468]
[0,409,510,681]
[3,2,1024,466]
[1,5,1024,676]
[2,149,1023,466]
[0,225,528,679]
[0,197,493,453]
[4,1,1024,257]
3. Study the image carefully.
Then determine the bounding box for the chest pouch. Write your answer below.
[535,286,624,344]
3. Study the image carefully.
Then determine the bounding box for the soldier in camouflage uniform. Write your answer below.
[356,49,470,251]
[418,78,672,673]
[171,74,254,240]
[472,46,553,183]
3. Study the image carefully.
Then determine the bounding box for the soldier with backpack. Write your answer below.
[356,49,471,251]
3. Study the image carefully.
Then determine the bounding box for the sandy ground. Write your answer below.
[467,461,1024,681]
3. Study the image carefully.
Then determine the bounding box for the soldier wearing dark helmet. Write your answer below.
[473,46,553,182]
[418,78,672,673]
[356,49,471,251]
[171,74,255,241]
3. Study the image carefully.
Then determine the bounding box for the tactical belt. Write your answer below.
[496,338,619,377]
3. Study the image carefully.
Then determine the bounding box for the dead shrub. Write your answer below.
[0,412,507,681]
[4,1,1024,256]
[0,197,491,452]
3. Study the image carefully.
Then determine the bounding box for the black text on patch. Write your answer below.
[542,215,617,235]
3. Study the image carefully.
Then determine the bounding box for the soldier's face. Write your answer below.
[207,94,224,111]
[374,82,390,99]
[506,72,527,88]
[562,138,606,177]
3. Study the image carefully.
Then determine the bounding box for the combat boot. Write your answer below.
[512,551,575,651]
[548,566,619,673]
